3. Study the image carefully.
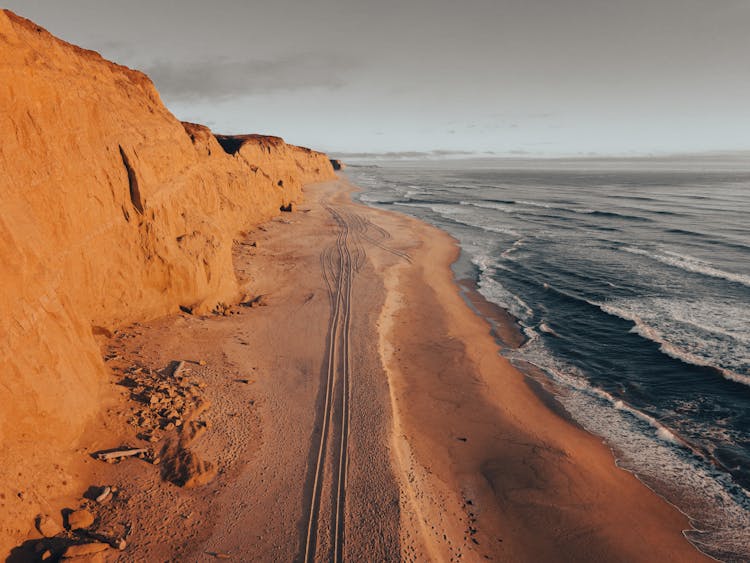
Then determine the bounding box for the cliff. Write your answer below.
[0,9,334,553]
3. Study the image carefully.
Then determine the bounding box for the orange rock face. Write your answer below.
[0,9,334,554]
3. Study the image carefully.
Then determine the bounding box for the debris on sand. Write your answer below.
[240,295,267,308]
[94,448,148,463]
[160,411,217,488]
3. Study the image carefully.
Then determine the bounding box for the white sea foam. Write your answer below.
[501,238,525,258]
[358,193,382,204]
[516,200,553,208]
[622,246,750,288]
[479,277,534,321]
[472,254,533,321]
[459,200,515,213]
[538,321,559,337]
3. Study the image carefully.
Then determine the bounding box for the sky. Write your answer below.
[4,0,750,156]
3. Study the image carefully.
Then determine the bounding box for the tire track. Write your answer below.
[302,201,410,562]
[303,203,354,562]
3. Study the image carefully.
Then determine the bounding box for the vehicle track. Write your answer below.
[302,201,409,562]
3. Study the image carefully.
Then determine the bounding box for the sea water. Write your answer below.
[347,157,750,561]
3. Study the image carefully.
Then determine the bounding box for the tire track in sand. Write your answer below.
[302,201,410,562]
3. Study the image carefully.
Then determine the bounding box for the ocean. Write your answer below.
[346,157,750,562]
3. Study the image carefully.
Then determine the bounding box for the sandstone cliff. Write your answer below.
[0,9,334,553]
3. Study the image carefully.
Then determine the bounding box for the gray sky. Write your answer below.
[4,0,750,155]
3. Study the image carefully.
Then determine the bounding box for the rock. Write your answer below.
[66,509,95,530]
[95,486,111,504]
[329,159,345,170]
[61,542,109,558]
[279,203,293,212]
[35,513,62,537]
[240,294,266,308]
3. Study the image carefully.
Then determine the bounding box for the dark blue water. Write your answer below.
[346,158,750,562]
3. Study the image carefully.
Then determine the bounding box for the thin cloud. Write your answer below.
[143,53,355,100]
[333,150,491,160]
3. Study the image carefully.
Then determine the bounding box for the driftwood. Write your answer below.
[95,448,148,462]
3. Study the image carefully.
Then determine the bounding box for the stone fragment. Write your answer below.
[66,509,95,530]
[35,513,62,537]
[61,542,109,558]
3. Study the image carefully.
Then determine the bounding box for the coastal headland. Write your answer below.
[0,9,710,561]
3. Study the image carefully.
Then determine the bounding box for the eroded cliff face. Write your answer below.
[0,10,334,552]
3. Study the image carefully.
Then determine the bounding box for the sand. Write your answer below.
[10,178,711,562]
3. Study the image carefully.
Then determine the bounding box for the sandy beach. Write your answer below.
[8,177,713,561]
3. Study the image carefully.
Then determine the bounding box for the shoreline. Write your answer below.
[354,178,711,561]
[9,178,712,561]
[422,226,727,562]
[352,179,748,562]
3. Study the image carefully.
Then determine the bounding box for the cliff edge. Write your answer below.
[0,9,334,554]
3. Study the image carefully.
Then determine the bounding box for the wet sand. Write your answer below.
[16,178,710,561]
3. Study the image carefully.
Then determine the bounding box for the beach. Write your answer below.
[2,6,747,560]
[20,177,711,561]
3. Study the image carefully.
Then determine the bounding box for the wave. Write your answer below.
[578,209,652,221]
[666,228,706,237]
[598,303,750,387]
[484,198,517,205]
[472,254,534,320]
[621,246,750,288]
[395,202,522,237]
[512,335,691,448]
[520,278,750,387]
[464,198,656,225]
[664,229,750,253]
[516,199,552,208]
[459,200,515,213]
[501,238,525,258]
[649,209,684,216]
[538,321,559,337]
[609,194,661,202]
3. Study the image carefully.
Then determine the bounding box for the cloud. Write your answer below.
[332,149,492,160]
[143,53,355,100]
